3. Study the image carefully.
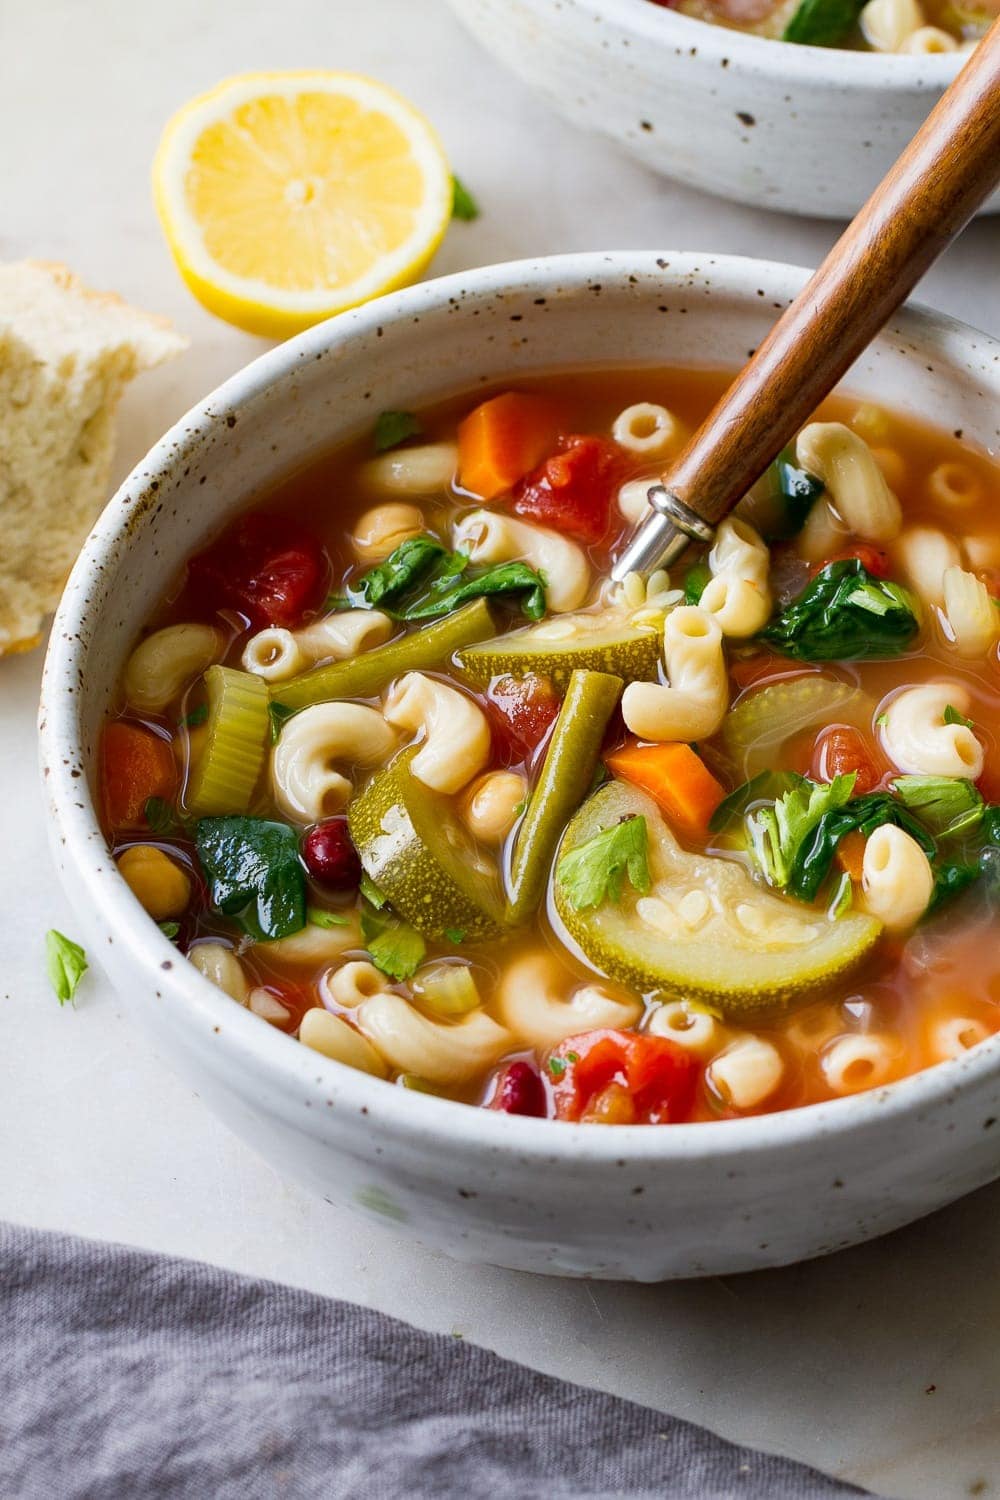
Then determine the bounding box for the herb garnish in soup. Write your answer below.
[101,371,1000,1124]
[647,0,996,54]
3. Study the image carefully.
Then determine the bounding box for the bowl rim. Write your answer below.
[541,0,968,82]
[40,248,1000,1166]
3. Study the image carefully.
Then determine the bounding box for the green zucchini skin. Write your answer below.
[457,620,660,692]
[348,747,507,942]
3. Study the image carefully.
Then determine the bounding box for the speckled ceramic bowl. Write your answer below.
[40,252,1000,1280]
[446,0,993,219]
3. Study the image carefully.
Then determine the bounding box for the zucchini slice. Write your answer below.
[347,748,507,941]
[457,615,660,691]
[554,781,881,1019]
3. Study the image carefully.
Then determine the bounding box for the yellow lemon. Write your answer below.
[153,71,453,339]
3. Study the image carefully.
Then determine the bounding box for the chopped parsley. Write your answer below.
[374,409,423,453]
[45,929,88,1006]
[269,702,296,744]
[158,921,181,940]
[360,900,426,981]
[451,175,480,221]
[548,1056,568,1077]
[306,907,350,929]
[944,704,974,729]
[144,796,178,838]
[746,774,857,891]
[181,703,208,728]
[557,815,651,912]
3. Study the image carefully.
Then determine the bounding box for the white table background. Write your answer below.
[4,2,1000,1495]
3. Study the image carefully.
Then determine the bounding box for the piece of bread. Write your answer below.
[0,260,187,656]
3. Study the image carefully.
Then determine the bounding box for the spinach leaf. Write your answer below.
[345,535,448,610]
[783,0,865,46]
[928,860,981,915]
[374,410,422,453]
[773,456,824,535]
[787,791,935,903]
[760,559,920,661]
[684,562,711,606]
[891,775,984,840]
[402,560,547,621]
[195,817,306,941]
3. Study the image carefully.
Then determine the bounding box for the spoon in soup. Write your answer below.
[613,18,1000,583]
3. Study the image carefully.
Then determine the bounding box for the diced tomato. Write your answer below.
[100,720,177,829]
[812,544,891,579]
[186,512,327,629]
[485,674,561,764]
[487,1060,547,1117]
[513,435,625,545]
[811,725,880,795]
[548,1029,698,1125]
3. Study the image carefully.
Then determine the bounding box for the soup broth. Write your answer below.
[101,368,1000,1125]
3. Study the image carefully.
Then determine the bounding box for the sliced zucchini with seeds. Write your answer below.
[457,615,660,691]
[554,780,881,1019]
[347,747,507,941]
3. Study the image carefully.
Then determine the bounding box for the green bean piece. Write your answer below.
[507,669,623,924]
[276,598,498,711]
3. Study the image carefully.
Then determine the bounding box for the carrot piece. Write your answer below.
[457,391,561,501]
[605,741,725,838]
[100,721,177,830]
[835,830,866,883]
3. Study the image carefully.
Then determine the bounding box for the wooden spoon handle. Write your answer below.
[662,20,1000,528]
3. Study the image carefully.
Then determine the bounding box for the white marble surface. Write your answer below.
[4,2,1000,1495]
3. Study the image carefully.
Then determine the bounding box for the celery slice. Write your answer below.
[415,962,481,1017]
[277,598,497,711]
[184,665,270,817]
[507,668,623,924]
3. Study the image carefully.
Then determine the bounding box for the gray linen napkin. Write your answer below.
[2,1221,873,1499]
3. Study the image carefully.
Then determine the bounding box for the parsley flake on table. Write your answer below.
[451,175,480,221]
[45,930,88,1006]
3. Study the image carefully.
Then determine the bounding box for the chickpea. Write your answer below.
[460,770,527,845]
[350,503,424,563]
[117,844,191,920]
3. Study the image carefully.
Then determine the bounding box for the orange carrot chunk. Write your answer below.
[100,721,177,830]
[457,391,561,501]
[835,830,867,884]
[605,741,725,838]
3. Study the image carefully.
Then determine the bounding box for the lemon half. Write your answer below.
[153,71,453,338]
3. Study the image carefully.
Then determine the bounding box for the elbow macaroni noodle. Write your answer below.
[861,825,935,932]
[796,421,902,541]
[879,682,984,779]
[271,703,398,823]
[243,610,394,682]
[124,624,223,713]
[621,606,729,741]
[357,993,511,1085]
[383,672,491,794]
[496,954,642,1050]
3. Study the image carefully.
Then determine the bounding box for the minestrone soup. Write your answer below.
[100,369,1000,1125]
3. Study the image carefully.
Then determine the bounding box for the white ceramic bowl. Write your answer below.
[446,0,992,219]
[41,251,1000,1281]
